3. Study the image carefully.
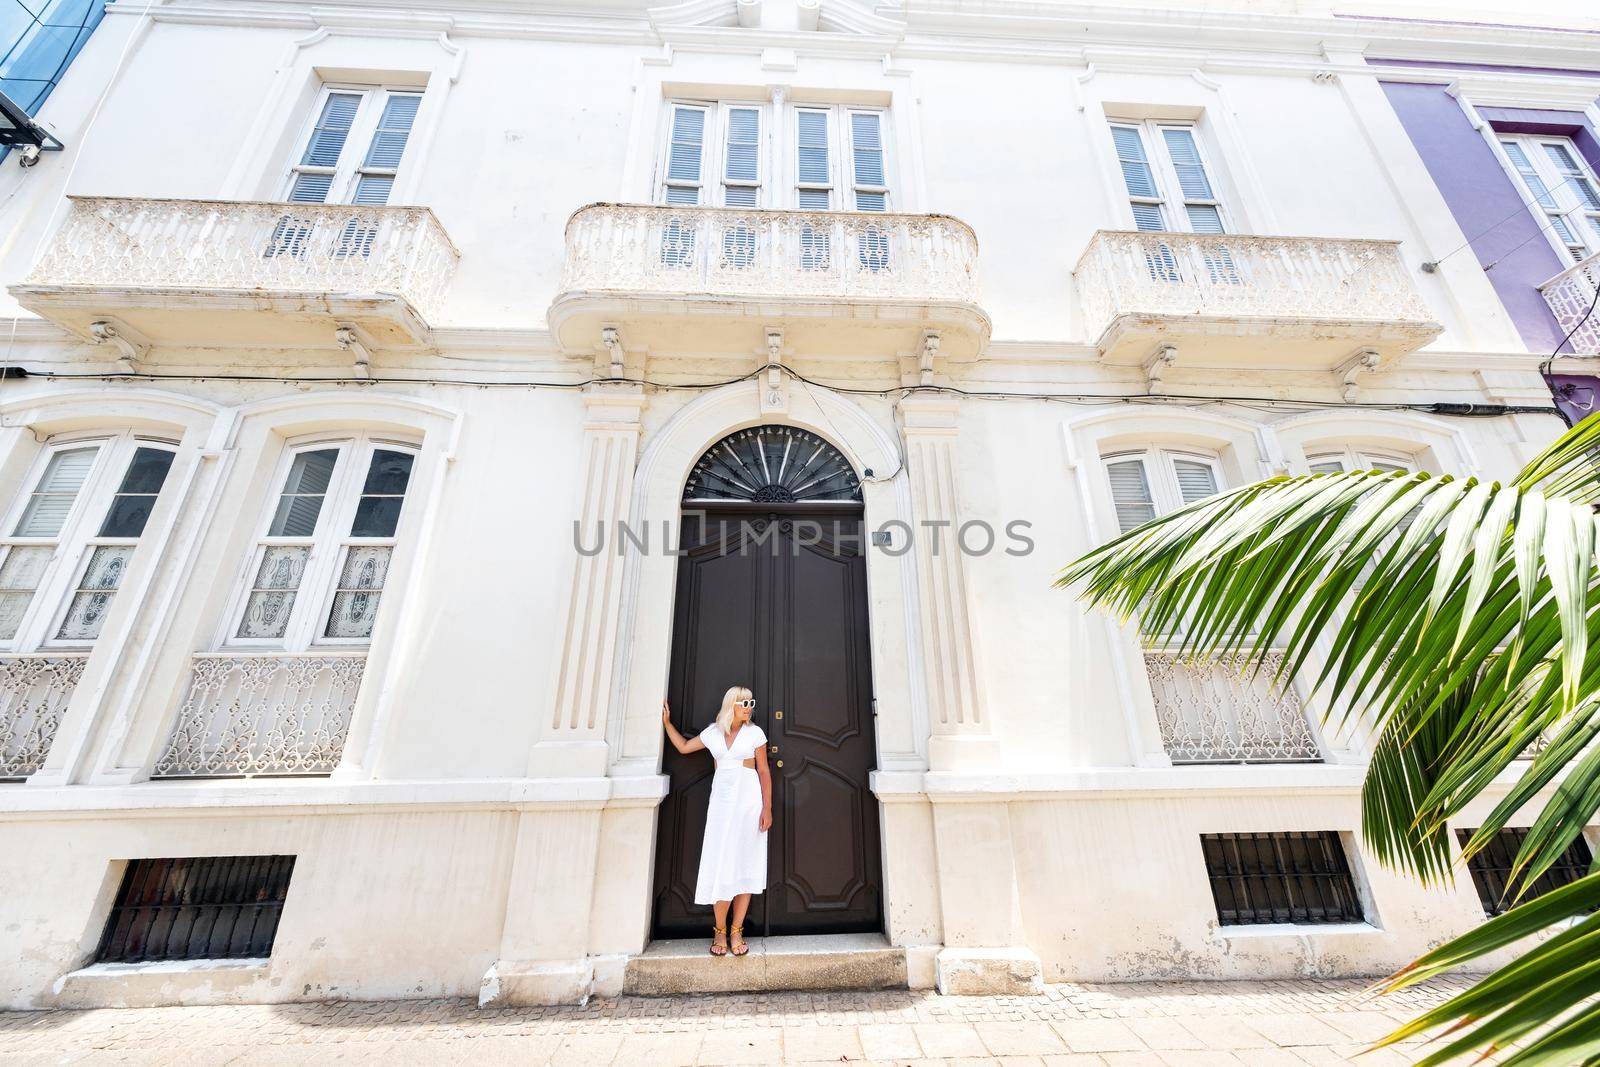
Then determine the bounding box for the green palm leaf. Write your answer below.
[1058,415,1600,1064]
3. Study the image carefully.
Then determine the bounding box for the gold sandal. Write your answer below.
[730,924,749,957]
[709,924,728,957]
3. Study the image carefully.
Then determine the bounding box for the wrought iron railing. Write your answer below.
[1540,252,1600,355]
[152,653,366,778]
[1074,231,1434,342]
[0,653,88,779]
[559,202,981,305]
[1144,651,1322,764]
[25,196,459,323]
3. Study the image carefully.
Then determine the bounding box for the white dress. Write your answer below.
[694,723,769,905]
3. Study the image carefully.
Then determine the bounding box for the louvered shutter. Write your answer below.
[1106,458,1158,534]
[796,109,832,209]
[351,94,421,206]
[1308,457,1346,475]
[850,111,887,211]
[14,447,98,537]
[722,106,761,207]
[1160,128,1225,235]
[1171,458,1219,505]
[1502,139,1586,259]
[664,105,707,206]
[1112,125,1166,232]
[288,92,363,204]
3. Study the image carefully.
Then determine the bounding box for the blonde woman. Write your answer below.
[661,686,773,957]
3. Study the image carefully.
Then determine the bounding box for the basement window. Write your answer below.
[1201,831,1366,926]
[96,856,296,963]
[1458,828,1594,918]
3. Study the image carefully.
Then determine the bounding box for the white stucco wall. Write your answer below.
[0,0,1592,1008]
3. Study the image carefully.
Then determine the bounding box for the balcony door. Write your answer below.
[652,427,882,939]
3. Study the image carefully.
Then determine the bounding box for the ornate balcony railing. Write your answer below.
[0,654,88,780]
[1540,253,1600,356]
[1075,231,1435,344]
[1144,651,1322,764]
[24,196,459,323]
[559,202,981,306]
[153,653,366,778]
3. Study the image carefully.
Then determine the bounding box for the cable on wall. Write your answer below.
[0,362,1559,420]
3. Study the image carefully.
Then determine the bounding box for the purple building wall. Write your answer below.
[1379,80,1572,352]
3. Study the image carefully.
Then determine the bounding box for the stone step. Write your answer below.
[623,932,908,996]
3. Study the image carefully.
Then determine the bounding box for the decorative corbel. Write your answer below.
[1144,344,1178,395]
[600,326,625,379]
[335,323,373,380]
[765,328,783,390]
[918,331,940,387]
[88,320,148,374]
[1337,348,1381,402]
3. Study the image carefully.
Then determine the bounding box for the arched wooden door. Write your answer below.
[652,427,883,939]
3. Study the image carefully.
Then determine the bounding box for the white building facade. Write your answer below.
[1,0,1597,1009]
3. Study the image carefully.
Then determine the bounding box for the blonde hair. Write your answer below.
[716,686,753,736]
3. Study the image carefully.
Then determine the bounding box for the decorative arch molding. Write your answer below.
[1061,406,1275,537]
[233,391,462,448]
[0,386,223,440]
[1267,408,1479,476]
[610,379,927,775]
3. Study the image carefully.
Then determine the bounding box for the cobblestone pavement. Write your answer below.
[0,977,1473,1065]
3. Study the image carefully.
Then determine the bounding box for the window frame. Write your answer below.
[1100,446,1225,534]
[658,100,715,207]
[221,433,420,653]
[656,98,893,212]
[282,83,424,207]
[1303,446,1414,475]
[1493,133,1600,265]
[0,432,179,653]
[1107,119,1229,235]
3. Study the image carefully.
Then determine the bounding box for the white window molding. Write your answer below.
[221,434,419,652]
[1492,133,1600,265]
[1107,119,1229,234]
[0,433,178,652]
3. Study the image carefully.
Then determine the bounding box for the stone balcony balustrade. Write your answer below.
[11,196,459,353]
[549,202,989,366]
[1074,231,1442,378]
[1540,252,1600,356]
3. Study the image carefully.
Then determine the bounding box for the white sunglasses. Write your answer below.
[735,698,756,708]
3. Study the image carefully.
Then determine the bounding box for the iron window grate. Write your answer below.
[1458,828,1594,917]
[1201,831,1366,926]
[96,856,296,963]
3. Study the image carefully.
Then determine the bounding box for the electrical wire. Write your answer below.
[2,361,1558,419]
[1427,147,1600,271]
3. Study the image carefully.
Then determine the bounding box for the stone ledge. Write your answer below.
[624,933,907,996]
[936,946,1043,995]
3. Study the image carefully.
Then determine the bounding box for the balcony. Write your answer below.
[0,653,88,780]
[152,653,366,778]
[1541,252,1600,356]
[550,203,988,362]
[1144,651,1321,764]
[12,197,459,351]
[1075,231,1441,372]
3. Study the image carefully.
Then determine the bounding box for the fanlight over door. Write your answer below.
[684,426,862,504]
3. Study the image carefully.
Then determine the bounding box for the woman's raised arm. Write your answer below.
[662,700,706,755]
